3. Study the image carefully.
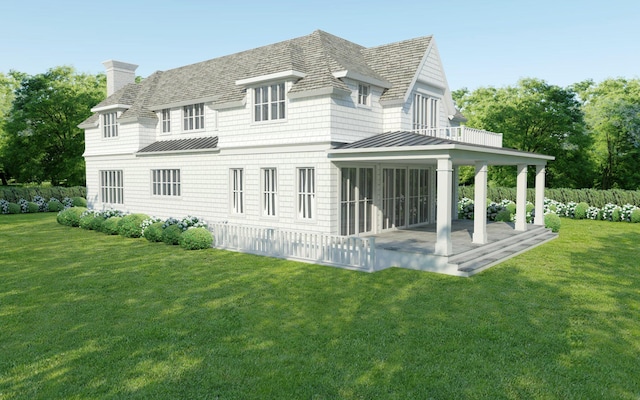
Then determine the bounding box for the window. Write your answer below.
[261,168,277,217]
[231,169,244,214]
[102,112,118,138]
[412,93,438,132]
[357,84,370,106]
[340,167,373,236]
[183,103,204,131]
[162,109,171,133]
[100,170,123,204]
[297,167,315,220]
[152,169,181,196]
[254,83,285,121]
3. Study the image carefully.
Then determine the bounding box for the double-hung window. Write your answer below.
[254,83,285,121]
[162,109,171,133]
[183,103,204,131]
[100,170,123,204]
[231,169,244,214]
[357,84,370,106]
[102,112,118,138]
[152,169,181,196]
[297,167,315,220]
[262,168,277,217]
[412,94,439,132]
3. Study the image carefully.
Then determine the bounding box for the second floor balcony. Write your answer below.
[413,126,503,148]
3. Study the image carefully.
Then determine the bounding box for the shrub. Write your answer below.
[574,202,589,220]
[179,227,213,250]
[47,199,64,212]
[7,202,21,214]
[458,198,474,220]
[143,222,165,242]
[631,209,640,223]
[545,213,561,233]
[487,202,505,221]
[117,213,150,238]
[505,202,516,215]
[18,198,29,213]
[33,195,48,212]
[611,208,621,222]
[62,197,74,209]
[72,197,88,207]
[162,224,183,245]
[27,202,40,213]
[79,211,104,231]
[56,207,88,227]
[620,204,637,222]
[101,217,122,235]
[495,209,513,222]
[79,213,94,229]
[0,199,8,214]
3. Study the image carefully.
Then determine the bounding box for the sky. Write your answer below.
[1,0,638,91]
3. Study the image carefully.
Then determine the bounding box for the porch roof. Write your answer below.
[328,131,554,166]
[136,136,219,155]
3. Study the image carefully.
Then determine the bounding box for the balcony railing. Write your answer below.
[413,126,503,147]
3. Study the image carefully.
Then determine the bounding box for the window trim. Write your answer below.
[183,103,205,132]
[100,170,124,204]
[261,168,278,217]
[357,83,370,106]
[253,82,286,122]
[297,167,316,220]
[102,112,118,138]
[230,168,244,215]
[151,169,181,197]
[162,108,171,133]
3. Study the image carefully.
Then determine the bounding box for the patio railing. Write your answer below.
[413,126,503,147]
[209,222,376,271]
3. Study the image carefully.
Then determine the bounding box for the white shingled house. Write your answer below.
[80,30,555,276]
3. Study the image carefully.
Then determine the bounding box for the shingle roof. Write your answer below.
[337,131,456,149]
[84,30,435,124]
[137,136,219,153]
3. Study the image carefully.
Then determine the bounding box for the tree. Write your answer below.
[0,71,26,185]
[2,66,105,186]
[453,79,594,188]
[573,78,640,190]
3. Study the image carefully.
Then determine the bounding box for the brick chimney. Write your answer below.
[102,60,138,96]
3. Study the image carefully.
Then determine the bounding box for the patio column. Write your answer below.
[515,164,528,231]
[452,166,459,221]
[435,157,453,256]
[473,161,488,244]
[534,164,546,225]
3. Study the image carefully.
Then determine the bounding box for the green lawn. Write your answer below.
[1,214,639,399]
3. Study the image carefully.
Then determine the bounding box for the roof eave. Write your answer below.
[288,86,351,100]
[90,104,132,113]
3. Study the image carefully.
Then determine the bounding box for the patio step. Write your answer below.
[449,226,557,276]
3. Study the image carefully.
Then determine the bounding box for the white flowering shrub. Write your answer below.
[620,204,638,222]
[0,199,9,214]
[586,206,600,220]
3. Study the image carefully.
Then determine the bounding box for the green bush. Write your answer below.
[631,209,640,223]
[79,214,103,231]
[117,214,150,238]
[574,202,589,219]
[611,208,622,222]
[7,202,20,214]
[101,217,121,235]
[495,209,512,222]
[179,227,214,250]
[505,203,516,215]
[162,224,183,245]
[79,214,94,229]
[72,197,88,207]
[526,203,535,213]
[545,213,561,233]
[47,199,64,212]
[27,202,40,213]
[56,207,88,227]
[143,222,164,242]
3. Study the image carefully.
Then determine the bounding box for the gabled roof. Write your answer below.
[82,30,437,125]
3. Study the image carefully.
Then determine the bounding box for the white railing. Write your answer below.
[209,222,376,271]
[413,126,503,147]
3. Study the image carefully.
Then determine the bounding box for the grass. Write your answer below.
[1,214,639,399]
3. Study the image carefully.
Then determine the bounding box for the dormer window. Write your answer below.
[102,112,118,138]
[254,83,285,122]
[357,84,370,106]
[162,109,171,133]
[183,103,204,131]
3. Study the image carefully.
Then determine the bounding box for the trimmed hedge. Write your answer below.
[143,222,164,243]
[56,207,88,227]
[545,214,561,233]
[7,203,20,214]
[117,214,150,238]
[0,186,86,203]
[47,199,64,212]
[101,217,121,235]
[179,227,213,250]
[162,224,182,245]
[459,186,640,208]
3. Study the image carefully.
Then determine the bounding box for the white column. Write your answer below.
[534,165,546,225]
[452,166,459,220]
[435,158,453,256]
[473,161,488,244]
[515,164,528,231]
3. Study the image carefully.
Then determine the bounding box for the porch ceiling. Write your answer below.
[328,131,554,166]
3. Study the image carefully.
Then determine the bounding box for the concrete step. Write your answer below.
[452,228,557,276]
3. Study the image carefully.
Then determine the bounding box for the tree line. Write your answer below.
[0,67,638,189]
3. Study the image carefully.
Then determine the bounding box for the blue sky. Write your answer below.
[1,0,638,90]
